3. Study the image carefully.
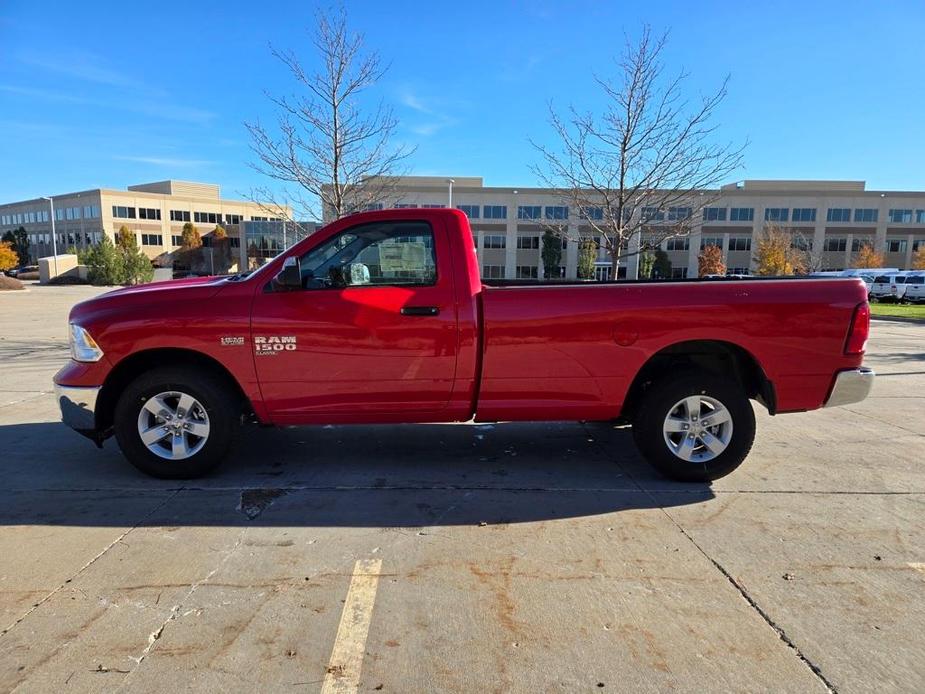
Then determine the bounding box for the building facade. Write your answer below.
[0,180,288,265]
[348,177,925,280]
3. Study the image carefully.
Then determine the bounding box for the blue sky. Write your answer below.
[1,0,924,204]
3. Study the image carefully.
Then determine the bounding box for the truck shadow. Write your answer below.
[0,420,714,527]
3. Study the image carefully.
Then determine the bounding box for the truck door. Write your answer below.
[250,218,459,421]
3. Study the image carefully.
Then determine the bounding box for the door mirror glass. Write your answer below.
[347,263,370,286]
[272,256,302,291]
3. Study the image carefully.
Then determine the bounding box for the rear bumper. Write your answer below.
[54,383,101,434]
[824,367,874,408]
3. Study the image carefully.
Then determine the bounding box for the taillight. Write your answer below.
[845,303,870,355]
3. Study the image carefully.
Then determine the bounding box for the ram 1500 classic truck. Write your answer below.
[54,208,874,482]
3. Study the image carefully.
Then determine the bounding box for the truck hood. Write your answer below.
[70,276,229,324]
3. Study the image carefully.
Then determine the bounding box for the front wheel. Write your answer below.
[113,367,237,478]
[632,372,756,482]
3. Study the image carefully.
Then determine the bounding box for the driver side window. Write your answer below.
[299,221,437,289]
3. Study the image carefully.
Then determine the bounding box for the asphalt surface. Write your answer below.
[0,284,922,693]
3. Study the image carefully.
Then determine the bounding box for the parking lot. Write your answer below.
[0,284,923,693]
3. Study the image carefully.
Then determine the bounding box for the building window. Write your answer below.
[886,239,908,253]
[668,207,692,221]
[854,208,878,223]
[792,237,813,251]
[916,210,925,224]
[580,206,603,220]
[483,205,507,219]
[225,214,243,224]
[665,237,689,251]
[170,210,191,222]
[730,207,754,222]
[482,265,505,279]
[517,206,541,220]
[851,238,874,252]
[112,206,136,219]
[140,233,163,246]
[194,211,220,224]
[83,205,100,219]
[824,237,847,252]
[516,236,540,250]
[641,207,664,222]
[516,265,539,279]
[727,267,750,275]
[544,206,568,220]
[702,207,727,221]
[456,205,480,219]
[483,234,506,249]
[671,267,689,278]
[791,208,817,222]
[171,235,183,246]
[701,236,724,249]
[728,237,751,251]
[764,208,789,222]
[138,207,161,220]
[888,209,912,223]
[421,204,445,209]
[826,208,851,222]
[393,203,418,209]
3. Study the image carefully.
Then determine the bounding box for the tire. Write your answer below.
[632,372,755,482]
[113,367,237,479]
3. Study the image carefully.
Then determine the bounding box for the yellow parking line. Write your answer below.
[909,562,925,575]
[321,559,383,694]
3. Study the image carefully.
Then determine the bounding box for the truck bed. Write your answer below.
[475,277,867,420]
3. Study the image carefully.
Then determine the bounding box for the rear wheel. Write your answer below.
[113,367,237,478]
[632,372,755,482]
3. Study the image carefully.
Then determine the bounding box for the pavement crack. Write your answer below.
[579,422,839,693]
[117,526,248,688]
[0,488,183,639]
[662,513,839,693]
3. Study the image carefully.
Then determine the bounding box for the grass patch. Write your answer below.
[870,302,925,321]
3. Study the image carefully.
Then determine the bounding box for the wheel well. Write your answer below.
[621,340,776,420]
[96,348,252,432]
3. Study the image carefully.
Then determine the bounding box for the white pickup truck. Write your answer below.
[870,272,911,302]
[903,273,925,303]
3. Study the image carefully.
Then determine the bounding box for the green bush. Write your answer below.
[84,234,154,286]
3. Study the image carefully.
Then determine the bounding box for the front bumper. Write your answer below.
[824,367,875,408]
[54,383,101,433]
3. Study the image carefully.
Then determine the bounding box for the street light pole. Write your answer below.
[447,179,455,208]
[42,196,58,278]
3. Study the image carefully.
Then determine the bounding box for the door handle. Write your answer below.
[401,306,440,316]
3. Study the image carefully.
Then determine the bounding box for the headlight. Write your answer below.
[69,323,104,362]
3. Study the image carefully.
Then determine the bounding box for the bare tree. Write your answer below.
[532,26,745,278]
[246,6,413,223]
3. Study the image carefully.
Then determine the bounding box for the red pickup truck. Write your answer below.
[54,209,873,482]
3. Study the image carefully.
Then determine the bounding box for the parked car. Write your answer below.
[870,272,911,302]
[6,264,38,278]
[903,273,925,303]
[54,209,873,483]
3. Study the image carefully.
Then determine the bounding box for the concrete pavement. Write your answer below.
[0,285,922,692]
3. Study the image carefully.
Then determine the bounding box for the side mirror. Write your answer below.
[272,256,302,291]
[347,263,370,286]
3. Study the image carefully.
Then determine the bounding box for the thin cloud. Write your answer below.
[399,89,459,136]
[0,84,214,125]
[114,155,214,168]
[19,51,137,89]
